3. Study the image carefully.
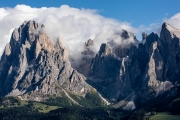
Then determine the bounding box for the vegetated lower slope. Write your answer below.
[0,97,126,120]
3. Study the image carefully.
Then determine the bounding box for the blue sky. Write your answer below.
[0,0,179,28]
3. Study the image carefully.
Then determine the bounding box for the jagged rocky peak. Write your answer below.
[142,32,147,40]
[10,20,54,53]
[121,30,134,39]
[24,20,38,42]
[161,22,180,41]
[82,39,94,56]
[141,32,147,45]
[89,41,134,100]
[108,29,138,48]
[109,29,139,58]
[55,38,64,49]
[54,38,69,61]
[89,42,120,82]
[76,39,95,76]
[85,39,94,46]
[157,22,180,85]
[98,43,112,55]
[121,29,138,43]
[145,32,159,53]
[0,20,96,101]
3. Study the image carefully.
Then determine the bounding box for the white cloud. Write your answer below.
[2,4,180,66]
[165,13,180,30]
[0,4,139,64]
[0,5,180,60]
[138,22,161,38]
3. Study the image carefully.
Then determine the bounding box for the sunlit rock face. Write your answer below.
[0,21,92,100]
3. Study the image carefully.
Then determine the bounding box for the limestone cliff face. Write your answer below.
[0,21,91,101]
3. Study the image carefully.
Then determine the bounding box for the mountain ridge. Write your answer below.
[0,20,180,110]
[87,22,180,109]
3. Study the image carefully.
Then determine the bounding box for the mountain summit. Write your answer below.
[0,21,100,103]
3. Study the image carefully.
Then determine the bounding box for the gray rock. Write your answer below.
[142,32,147,40]
[0,21,93,101]
[75,39,95,76]
[85,39,94,46]
[88,22,180,107]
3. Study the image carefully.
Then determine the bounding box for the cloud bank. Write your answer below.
[0,4,180,65]
[0,5,137,59]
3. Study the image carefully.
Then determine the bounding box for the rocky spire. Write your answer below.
[121,30,130,39]
[145,32,159,53]
[98,43,111,55]
[85,39,94,46]
[82,39,94,56]
[160,22,180,41]
[75,39,95,76]
[54,38,63,49]
[142,32,147,40]
[157,22,180,83]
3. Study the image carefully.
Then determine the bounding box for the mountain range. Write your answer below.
[0,20,180,111]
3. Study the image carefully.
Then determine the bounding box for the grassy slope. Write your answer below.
[19,100,28,106]
[20,100,61,113]
[150,113,180,120]
[0,97,60,113]
[32,102,60,113]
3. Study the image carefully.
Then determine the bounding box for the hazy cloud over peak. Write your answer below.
[0,4,180,63]
[0,4,138,59]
